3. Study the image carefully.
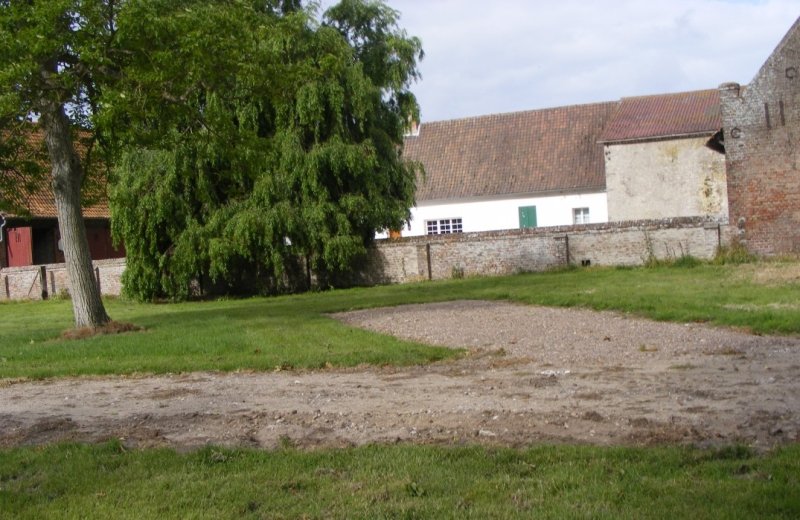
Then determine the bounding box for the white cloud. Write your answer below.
[320,0,800,121]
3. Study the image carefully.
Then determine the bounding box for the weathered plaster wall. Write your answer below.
[720,17,800,255]
[605,137,728,222]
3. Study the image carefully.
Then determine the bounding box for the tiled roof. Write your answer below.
[21,180,110,219]
[2,128,110,219]
[599,89,721,143]
[404,102,618,202]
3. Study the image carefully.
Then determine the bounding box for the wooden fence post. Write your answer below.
[40,265,48,300]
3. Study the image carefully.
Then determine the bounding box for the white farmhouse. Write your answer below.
[400,102,616,237]
[396,89,727,238]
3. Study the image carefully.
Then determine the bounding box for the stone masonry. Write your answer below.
[719,17,800,255]
[352,217,726,286]
[1,222,726,300]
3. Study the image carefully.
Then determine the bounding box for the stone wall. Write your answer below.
[354,217,727,285]
[567,219,725,267]
[719,17,800,255]
[0,220,728,300]
[0,258,125,301]
[605,137,728,222]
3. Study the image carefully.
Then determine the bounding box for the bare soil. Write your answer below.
[2,300,799,451]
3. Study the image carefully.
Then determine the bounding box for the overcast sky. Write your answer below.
[319,0,800,122]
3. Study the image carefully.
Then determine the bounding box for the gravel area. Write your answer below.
[2,300,799,450]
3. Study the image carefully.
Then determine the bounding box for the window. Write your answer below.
[573,207,590,225]
[426,218,463,235]
[518,206,537,229]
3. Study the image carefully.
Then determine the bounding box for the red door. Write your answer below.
[7,227,33,267]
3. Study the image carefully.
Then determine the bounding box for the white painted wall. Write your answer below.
[394,191,608,237]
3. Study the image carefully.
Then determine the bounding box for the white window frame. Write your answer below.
[425,218,463,235]
[573,207,590,225]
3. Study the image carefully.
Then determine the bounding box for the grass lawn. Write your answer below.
[1,441,799,519]
[2,262,799,518]
[1,261,799,379]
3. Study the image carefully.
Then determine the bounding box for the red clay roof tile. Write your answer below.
[404,101,618,202]
[2,128,110,219]
[599,89,721,143]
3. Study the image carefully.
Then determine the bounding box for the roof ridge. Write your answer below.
[419,100,620,127]
[617,88,719,102]
[418,88,725,128]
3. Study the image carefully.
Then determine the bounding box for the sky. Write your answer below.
[319,0,800,122]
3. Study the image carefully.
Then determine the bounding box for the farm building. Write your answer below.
[0,189,122,269]
[0,130,123,269]
[399,89,728,237]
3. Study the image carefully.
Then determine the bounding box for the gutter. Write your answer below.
[597,130,718,146]
[416,186,607,206]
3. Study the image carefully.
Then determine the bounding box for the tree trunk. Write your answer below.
[40,100,111,329]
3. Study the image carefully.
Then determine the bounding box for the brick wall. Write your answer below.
[0,258,125,301]
[719,17,800,255]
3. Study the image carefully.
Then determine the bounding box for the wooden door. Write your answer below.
[7,227,33,267]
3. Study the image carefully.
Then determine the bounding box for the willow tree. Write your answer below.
[0,0,119,328]
[106,0,423,300]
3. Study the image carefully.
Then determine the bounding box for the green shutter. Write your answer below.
[518,206,537,229]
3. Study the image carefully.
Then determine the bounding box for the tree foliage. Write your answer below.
[0,0,118,327]
[0,0,118,202]
[106,0,423,300]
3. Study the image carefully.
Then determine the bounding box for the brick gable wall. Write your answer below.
[720,18,800,255]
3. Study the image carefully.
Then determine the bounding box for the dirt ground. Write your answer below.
[1,300,799,451]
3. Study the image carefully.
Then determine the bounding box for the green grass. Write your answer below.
[1,441,798,519]
[0,294,459,378]
[1,261,799,379]
[2,263,799,518]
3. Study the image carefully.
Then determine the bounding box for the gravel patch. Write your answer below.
[2,300,799,450]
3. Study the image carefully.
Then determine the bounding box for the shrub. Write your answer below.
[671,254,702,268]
[714,239,757,265]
